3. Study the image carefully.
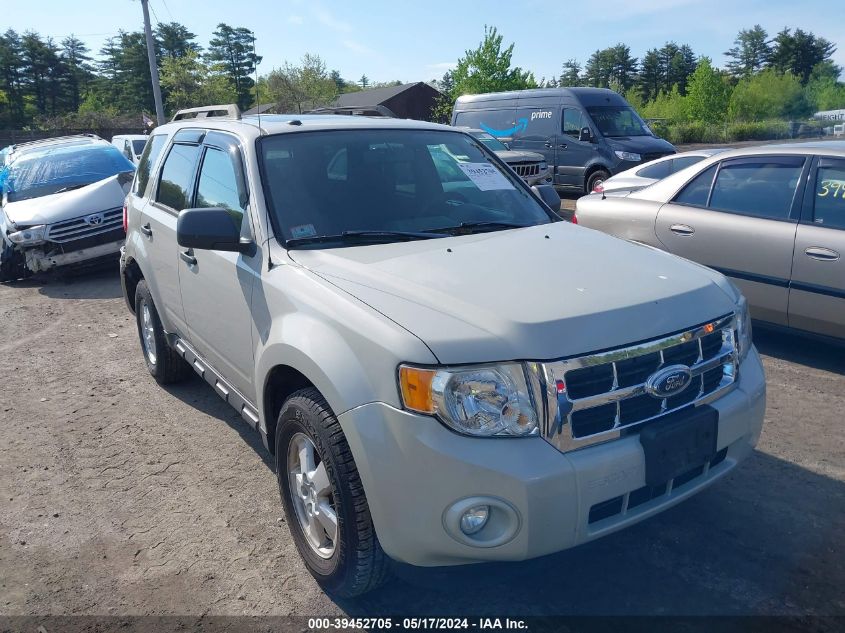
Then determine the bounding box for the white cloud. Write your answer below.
[287,15,304,25]
[342,39,376,56]
[313,6,352,33]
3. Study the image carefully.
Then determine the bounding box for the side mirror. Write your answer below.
[177,207,253,254]
[531,184,561,212]
[579,127,593,143]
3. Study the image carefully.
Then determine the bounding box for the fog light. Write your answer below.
[460,505,489,535]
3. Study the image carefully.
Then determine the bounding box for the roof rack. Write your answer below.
[307,105,397,118]
[172,104,242,122]
[10,133,101,151]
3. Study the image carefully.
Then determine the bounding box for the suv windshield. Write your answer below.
[5,144,135,202]
[586,106,652,137]
[259,129,553,247]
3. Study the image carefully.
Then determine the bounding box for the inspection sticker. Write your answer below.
[290,224,317,238]
[457,162,515,191]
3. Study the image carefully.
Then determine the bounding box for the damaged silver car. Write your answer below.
[0,137,134,281]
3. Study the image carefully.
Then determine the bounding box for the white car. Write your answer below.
[0,137,135,280]
[594,148,731,194]
[111,134,149,165]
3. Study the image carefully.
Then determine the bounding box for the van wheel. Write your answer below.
[134,280,191,384]
[586,169,610,193]
[276,388,390,597]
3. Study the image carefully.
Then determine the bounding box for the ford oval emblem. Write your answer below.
[645,365,693,398]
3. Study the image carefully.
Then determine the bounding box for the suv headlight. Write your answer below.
[614,150,641,162]
[399,363,539,437]
[735,295,753,363]
[8,225,46,245]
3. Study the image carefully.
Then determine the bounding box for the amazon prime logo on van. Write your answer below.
[530,111,553,121]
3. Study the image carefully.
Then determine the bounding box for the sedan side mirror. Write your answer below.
[177,207,253,254]
[578,127,593,143]
[531,184,561,212]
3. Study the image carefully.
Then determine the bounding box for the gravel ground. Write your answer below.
[0,267,842,620]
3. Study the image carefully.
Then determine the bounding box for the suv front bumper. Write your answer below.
[338,348,765,567]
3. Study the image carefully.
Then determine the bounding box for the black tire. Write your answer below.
[0,241,29,283]
[586,169,610,194]
[276,388,390,597]
[134,279,191,384]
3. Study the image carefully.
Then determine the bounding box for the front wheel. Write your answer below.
[276,388,390,597]
[586,169,610,194]
[134,280,191,384]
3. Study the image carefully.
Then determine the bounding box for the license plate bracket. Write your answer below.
[639,405,718,487]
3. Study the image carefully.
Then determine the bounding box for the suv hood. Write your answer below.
[3,174,130,227]
[495,150,545,164]
[289,223,737,364]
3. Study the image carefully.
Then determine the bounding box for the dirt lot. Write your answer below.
[0,267,843,620]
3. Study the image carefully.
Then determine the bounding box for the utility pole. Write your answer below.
[140,0,165,125]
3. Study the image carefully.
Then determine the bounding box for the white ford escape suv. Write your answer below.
[121,106,766,597]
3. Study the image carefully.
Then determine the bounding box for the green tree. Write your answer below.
[684,58,731,123]
[206,23,261,110]
[559,59,581,86]
[60,35,93,112]
[0,30,28,126]
[263,53,338,113]
[359,74,369,88]
[729,69,809,120]
[584,44,638,91]
[450,26,536,96]
[805,62,845,111]
[768,28,836,84]
[160,50,236,112]
[431,69,455,123]
[155,22,200,60]
[638,49,662,101]
[640,85,687,122]
[724,25,770,77]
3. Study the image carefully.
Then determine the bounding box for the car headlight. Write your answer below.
[399,363,539,437]
[8,225,46,245]
[735,295,753,363]
[614,150,641,162]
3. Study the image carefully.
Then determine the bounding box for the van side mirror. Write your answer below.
[579,127,593,143]
[531,184,561,212]
[177,207,253,254]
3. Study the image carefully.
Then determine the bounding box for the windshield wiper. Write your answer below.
[53,183,90,194]
[426,221,530,235]
[286,229,449,248]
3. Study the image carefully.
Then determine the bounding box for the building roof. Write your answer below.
[334,82,435,108]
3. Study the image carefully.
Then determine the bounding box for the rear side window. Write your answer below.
[155,143,201,211]
[671,155,705,173]
[195,147,246,226]
[813,161,845,230]
[637,161,671,180]
[674,164,717,207]
[134,134,167,195]
[709,158,803,220]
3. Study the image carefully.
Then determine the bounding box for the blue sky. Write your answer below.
[9,0,845,83]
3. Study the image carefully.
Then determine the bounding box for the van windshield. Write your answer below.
[259,129,554,248]
[587,106,653,137]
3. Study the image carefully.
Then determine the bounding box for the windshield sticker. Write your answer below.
[290,224,317,238]
[457,162,515,191]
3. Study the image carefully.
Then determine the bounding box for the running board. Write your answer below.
[168,334,261,431]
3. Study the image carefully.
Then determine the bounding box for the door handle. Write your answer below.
[669,224,695,236]
[179,250,197,266]
[558,143,567,149]
[804,246,840,261]
[544,142,554,148]
[140,223,152,237]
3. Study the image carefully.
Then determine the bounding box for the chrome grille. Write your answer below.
[47,208,123,243]
[512,163,540,178]
[538,314,738,452]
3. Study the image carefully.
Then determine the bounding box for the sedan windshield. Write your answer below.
[259,129,554,247]
[469,131,509,152]
[587,106,652,137]
[5,144,134,202]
